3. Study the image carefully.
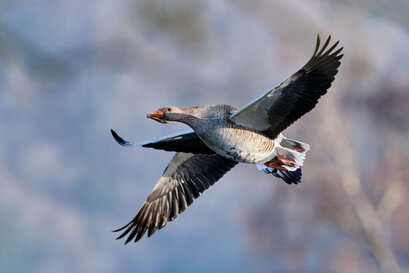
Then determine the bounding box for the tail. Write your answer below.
[280,137,310,155]
[257,164,302,184]
[273,168,302,184]
[257,137,309,183]
[273,145,305,171]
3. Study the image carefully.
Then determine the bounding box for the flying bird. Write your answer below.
[112,35,343,244]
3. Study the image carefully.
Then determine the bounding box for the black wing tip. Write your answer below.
[125,235,135,244]
[313,34,343,58]
[111,129,137,147]
[112,224,128,233]
[113,154,238,245]
[111,129,124,145]
[113,223,143,244]
[272,168,302,185]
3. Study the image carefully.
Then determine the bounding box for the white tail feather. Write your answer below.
[257,163,274,174]
[280,137,310,156]
[257,137,310,172]
[274,145,305,171]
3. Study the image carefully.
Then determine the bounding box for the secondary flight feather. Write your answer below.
[112,35,343,244]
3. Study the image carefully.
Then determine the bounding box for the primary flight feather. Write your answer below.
[112,35,343,244]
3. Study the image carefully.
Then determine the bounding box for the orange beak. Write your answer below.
[146,109,164,122]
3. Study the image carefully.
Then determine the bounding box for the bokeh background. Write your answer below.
[1,0,408,272]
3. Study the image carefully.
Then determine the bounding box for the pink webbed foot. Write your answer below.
[264,153,298,171]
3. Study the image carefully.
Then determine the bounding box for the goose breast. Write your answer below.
[196,122,277,164]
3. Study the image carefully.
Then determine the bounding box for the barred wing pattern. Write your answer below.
[114,152,238,244]
[230,35,343,139]
[111,129,215,155]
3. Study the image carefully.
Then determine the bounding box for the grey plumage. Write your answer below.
[230,35,343,139]
[113,153,237,243]
[112,35,343,244]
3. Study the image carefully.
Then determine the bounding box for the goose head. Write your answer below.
[147,106,187,124]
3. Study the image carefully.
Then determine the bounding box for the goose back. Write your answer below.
[182,105,277,164]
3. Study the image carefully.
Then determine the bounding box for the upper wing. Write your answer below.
[114,152,238,244]
[111,129,215,155]
[229,35,343,139]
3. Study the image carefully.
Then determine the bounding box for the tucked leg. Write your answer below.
[264,153,298,171]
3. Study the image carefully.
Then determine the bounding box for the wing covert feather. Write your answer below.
[230,35,343,139]
[114,153,238,244]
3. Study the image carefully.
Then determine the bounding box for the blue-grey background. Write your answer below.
[1,1,408,272]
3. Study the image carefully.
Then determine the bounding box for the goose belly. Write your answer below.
[199,128,275,164]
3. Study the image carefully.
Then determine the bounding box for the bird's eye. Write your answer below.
[167,108,171,111]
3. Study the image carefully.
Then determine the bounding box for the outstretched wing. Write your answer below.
[114,152,238,244]
[111,129,215,155]
[230,35,343,139]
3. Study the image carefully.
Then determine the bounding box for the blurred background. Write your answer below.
[1,0,408,272]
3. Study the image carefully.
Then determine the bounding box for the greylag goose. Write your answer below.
[112,35,343,244]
